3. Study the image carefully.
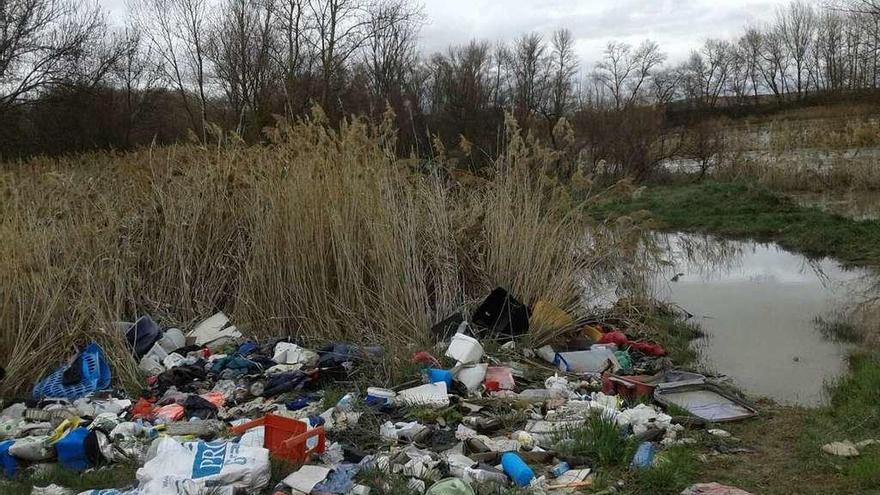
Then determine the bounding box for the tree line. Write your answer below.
[2,0,880,165]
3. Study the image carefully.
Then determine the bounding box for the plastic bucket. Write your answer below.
[445,333,483,365]
[0,440,18,478]
[454,364,488,391]
[56,427,91,471]
[366,387,397,406]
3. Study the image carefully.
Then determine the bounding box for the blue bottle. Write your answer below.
[631,441,657,469]
[501,452,535,487]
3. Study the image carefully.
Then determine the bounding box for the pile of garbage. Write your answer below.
[0,288,757,495]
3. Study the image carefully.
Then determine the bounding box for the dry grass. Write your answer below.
[713,113,880,191]
[0,109,625,395]
[716,151,880,192]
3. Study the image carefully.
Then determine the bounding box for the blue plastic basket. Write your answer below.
[32,342,111,400]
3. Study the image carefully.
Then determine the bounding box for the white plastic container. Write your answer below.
[555,348,621,373]
[273,342,319,367]
[397,382,449,407]
[454,363,488,392]
[366,387,397,406]
[445,333,484,365]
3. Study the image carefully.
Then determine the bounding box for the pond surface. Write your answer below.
[650,232,872,406]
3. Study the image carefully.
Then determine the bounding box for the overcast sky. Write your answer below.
[102,0,793,66]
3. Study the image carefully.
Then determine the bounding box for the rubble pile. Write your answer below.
[0,288,758,495]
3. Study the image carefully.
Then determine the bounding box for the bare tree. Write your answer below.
[113,24,163,146]
[815,10,846,91]
[135,0,212,142]
[651,66,683,105]
[306,0,372,109]
[684,39,733,107]
[594,40,664,110]
[490,41,510,109]
[210,0,278,136]
[0,0,111,112]
[270,0,311,116]
[544,28,578,122]
[739,26,764,100]
[758,24,789,99]
[363,0,422,103]
[510,32,549,121]
[778,1,816,97]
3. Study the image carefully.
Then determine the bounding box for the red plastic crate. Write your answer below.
[231,413,326,463]
[602,374,656,400]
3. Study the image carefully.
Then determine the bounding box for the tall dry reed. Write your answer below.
[0,109,616,395]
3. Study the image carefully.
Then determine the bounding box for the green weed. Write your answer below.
[630,446,698,495]
[555,413,636,467]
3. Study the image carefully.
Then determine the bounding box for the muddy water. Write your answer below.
[651,233,872,406]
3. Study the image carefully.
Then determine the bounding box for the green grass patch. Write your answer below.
[632,446,698,495]
[794,353,880,489]
[590,181,880,267]
[629,446,698,495]
[555,413,637,467]
[2,463,138,495]
[646,314,704,367]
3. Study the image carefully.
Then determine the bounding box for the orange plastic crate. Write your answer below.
[231,413,326,463]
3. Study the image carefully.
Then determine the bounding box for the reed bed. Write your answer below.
[0,111,627,395]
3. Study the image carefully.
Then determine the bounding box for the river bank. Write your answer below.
[590,181,880,494]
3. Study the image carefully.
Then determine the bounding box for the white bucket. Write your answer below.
[454,363,488,391]
[445,333,484,365]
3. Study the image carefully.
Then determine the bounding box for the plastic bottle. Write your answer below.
[551,461,570,477]
[501,452,535,487]
[631,441,656,469]
[336,393,355,412]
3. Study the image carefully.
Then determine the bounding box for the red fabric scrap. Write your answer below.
[599,331,666,356]
[411,351,441,367]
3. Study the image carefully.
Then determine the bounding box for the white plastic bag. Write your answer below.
[9,435,55,461]
[136,437,269,495]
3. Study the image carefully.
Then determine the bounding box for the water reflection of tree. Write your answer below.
[580,223,667,306]
[653,232,745,278]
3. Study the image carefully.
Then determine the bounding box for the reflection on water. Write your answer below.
[652,232,873,407]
